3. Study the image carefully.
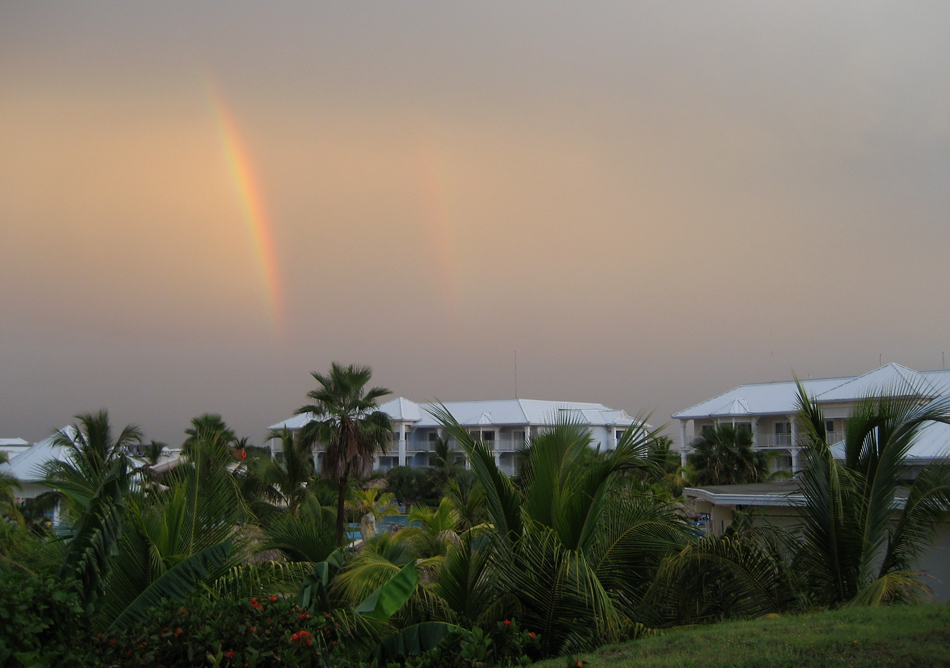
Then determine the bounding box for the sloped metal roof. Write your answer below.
[269,398,641,431]
[673,377,849,420]
[815,363,936,402]
[0,428,75,483]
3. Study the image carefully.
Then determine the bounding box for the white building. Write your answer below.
[672,363,950,473]
[269,398,642,476]
[0,438,30,460]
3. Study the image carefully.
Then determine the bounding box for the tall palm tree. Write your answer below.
[794,381,950,606]
[182,414,237,478]
[43,410,143,515]
[0,451,23,525]
[296,363,393,544]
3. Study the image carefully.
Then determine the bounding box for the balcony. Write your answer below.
[753,431,844,450]
[394,436,526,455]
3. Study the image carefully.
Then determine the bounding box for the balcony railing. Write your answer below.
[753,431,844,449]
[383,436,526,455]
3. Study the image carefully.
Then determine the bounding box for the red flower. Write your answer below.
[248,626,255,633]
[268,595,278,602]
[291,630,313,646]
[174,627,183,637]
[529,632,537,639]
[503,620,511,626]
[110,639,116,645]
[239,449,247,460]
[250,597,263,610]
[298,613,311,620]
[226,650,236,659]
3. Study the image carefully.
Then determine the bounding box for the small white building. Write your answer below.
[269,398,642,476]
[0,437,30,460]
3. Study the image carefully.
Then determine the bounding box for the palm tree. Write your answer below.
[296,363,393,544]
[183,414,237,478]
[429,407,691,655]
[794,381,950,606]
[0,451,23,525]
[43,410,143,515]
[258,428,316,516]
[687,424,771,486]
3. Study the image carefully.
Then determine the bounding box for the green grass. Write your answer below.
[537,604,950,668]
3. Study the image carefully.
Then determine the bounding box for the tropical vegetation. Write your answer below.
[2,364,950,667]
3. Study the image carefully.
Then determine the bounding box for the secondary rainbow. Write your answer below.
[209,86,284,332]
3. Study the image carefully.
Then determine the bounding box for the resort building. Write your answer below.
[672,363,950,473]
[0,437,30,460]
[268,398,642,476]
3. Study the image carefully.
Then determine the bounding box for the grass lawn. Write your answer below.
[537,604,950,668]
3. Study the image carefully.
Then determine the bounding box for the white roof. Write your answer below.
[0,428,75,483]
[270,398,640,431]
[673,364,950,420]
[0,438,29,447]
[816,364,936,402]
[673,377,849,420]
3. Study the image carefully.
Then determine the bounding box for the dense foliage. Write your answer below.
[3,363,950,667]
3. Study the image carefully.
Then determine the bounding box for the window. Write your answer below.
[774,422,791,446]
[615,430,625,442]
[826,420,834,434]
[468,430,495,445]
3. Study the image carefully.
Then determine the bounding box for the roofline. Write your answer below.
[684,487,806,507]
[685,486,907,510]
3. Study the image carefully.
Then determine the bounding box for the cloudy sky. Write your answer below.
[2,2,949,446]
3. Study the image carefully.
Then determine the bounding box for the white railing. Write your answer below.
[753,431,844,450]
[404,436,525,454]
[755,434,792,449]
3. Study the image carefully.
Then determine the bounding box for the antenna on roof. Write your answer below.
[514,349,518,399]
[879,353,883,367]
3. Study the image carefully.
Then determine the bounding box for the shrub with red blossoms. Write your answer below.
[92,593,346,667]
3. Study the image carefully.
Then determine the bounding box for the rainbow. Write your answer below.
[208,86,284,333]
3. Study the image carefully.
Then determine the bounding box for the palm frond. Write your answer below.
[56,458,128,612]
[108,541,234,630]
[428,403,523,545]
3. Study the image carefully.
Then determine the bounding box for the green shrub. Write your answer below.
[97,593,347,667]
[0,571,96,668]
[398,620,542,668]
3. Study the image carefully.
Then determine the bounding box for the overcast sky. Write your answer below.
[2,2,949,446]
